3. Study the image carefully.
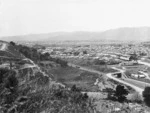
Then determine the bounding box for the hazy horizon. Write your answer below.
[1,0,150,37]
[0,26,150,37]
[0,27,150,42]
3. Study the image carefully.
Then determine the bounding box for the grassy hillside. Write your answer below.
[47,67,100,92]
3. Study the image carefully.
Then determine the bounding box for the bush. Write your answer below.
[31,72,49,86]
[0,68,10,84]
[55,58,68,67]
[125,71,131,77]
[0,69,19,110]
[5,71,18,90]
[71,85,81,92]
[94,59,106,65]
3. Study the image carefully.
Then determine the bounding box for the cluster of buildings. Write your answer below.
[39,43,150,61]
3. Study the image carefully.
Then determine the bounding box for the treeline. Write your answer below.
[10,41,68,67]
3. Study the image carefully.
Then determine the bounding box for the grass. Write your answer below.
[125,64,147,74]
[47,67,101,92]
[63,57,94,66]
[86,65,117,73]
[63,57,118,73]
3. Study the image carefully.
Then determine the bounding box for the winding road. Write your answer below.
[106,73,144,95]
[138,60,150,67]
[68,62,150,95]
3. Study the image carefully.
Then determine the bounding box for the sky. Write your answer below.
[0,0,150,36]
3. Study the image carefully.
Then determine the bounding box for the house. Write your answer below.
[131,73,146,78]
[138,71,148,78]
[120,56,130,61]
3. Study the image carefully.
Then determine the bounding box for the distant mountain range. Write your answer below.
[1,27,150,42]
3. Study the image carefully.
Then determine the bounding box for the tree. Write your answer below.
[71,85,81,92]
[73,52,80,56]
[143,87,150,107]
[129,52,138,62]
[114,85,128,102]
[10,41,16,46]
[83,50,87,54]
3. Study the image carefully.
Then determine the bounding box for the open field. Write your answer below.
[125,64,147,74]
[47,67,102,91]
[86,65,117,73]
[63,57,94,66]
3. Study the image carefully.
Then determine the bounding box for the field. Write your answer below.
[63,57,94,66]
[47,67,102,91]
[86,65,117,73]
[124,64,147,74]
[63,57,118,73]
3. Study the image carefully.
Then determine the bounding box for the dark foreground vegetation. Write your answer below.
[143,87,150,107]
[107,85,129,103]
[0,68,96,113]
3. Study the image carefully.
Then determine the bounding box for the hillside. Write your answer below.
[1,41,150,112]
[0,40,24,59]
[1,27,150,42]
[0,41,98,113]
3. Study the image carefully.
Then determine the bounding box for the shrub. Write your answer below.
[94,59,106,65]
[32,72,49,86]
[71,85,81,92]
[0,69,19,110]
[5,71,18,90]
[125,71,131,77]
[0,68,10,84]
